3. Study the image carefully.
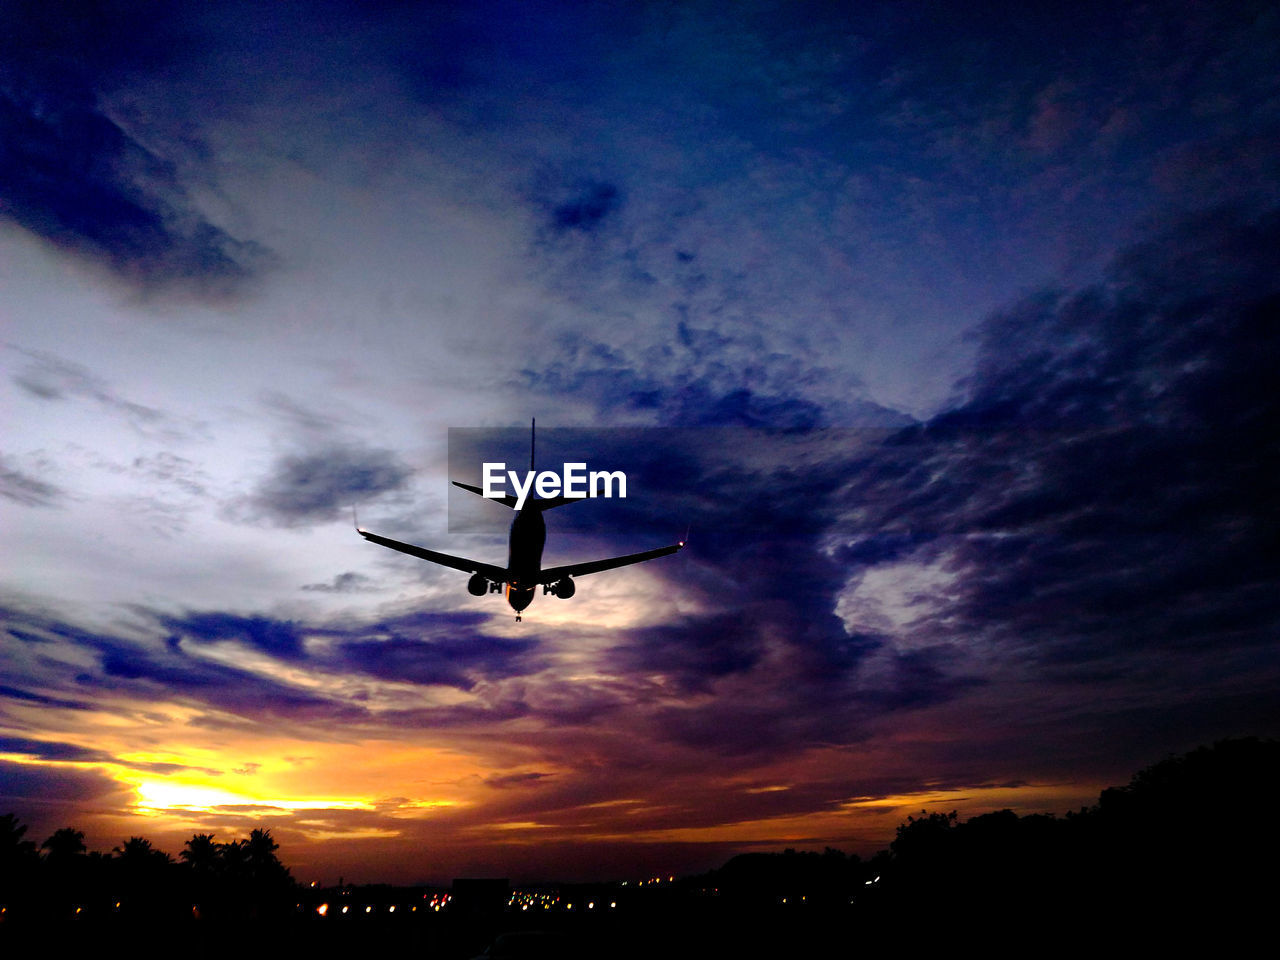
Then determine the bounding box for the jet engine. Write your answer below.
[467,573,489,596]
[550,578,575,599]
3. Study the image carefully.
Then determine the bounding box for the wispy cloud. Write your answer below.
[301,572,377,594]
[231,443,414,527]
[10,349,201,443]
[0,453,64,507]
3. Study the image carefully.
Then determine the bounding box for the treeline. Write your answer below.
[0,824,296,921]
[698,737,1279,938]
[3,738,1276,933]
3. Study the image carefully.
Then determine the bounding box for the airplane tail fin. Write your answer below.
[522,416,577,509]
[451,418,595,511]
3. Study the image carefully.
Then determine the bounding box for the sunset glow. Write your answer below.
[133,780,375,815]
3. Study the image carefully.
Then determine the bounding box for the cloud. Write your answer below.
[234,443,414,527]
[259,392,350,435]
[548,180,623,233]
[328,610,545,692]
[0,684,91,710]
[0,603,361,727]
[0,736,116,764]
[2,600,549,737]
[484,771,552,789]
[0,3,269,296]
[837,205,1280,679]
[517,312,915,429]
[301,572,377,593]
[129,453,207,497]
[161,612,307,662]
[493,206,1280,763]
[0,736,216,775]
[609,613,763,696]
[10,349,199,442]
[0,453,63,507]
[0,758,124,805]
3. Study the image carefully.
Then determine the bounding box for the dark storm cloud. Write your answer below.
[79,633,355,724]
[235,443,414,527]
[0,1,268,295]
[0,736,216,775]
[327,610,544,692]
[1,604,360,726]
[495,207,1279,763]
[1,597,550,739]
[519,329,911,430]
[0,758,122,805]
[161,612,306,661]
[450,419,963,758]
[0,453,63,507]
[337,636,532,691]
[558,432,960,754]
[0,684,91,710]
[0,736,114,764]
[840,206,1280,675]
[549,181,623,233]
[610,613,764,696]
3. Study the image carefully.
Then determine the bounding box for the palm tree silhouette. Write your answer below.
[180,833,219,874]
[42,827,86,860]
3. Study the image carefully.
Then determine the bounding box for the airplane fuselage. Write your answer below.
[505,508,545,612]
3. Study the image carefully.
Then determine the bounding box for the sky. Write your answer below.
[2,0,1278,885]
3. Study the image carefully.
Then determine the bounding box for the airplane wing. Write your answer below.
[538,540,684,583]
[358,528,508,582]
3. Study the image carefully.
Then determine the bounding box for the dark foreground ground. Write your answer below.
[1,896,1257,959]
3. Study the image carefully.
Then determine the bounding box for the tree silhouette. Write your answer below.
[1,813,40,907]
[245,828,278,870]
[1,812,37,863]
[219,837,248,876]
[113,836,171,865]
[180,833,219,874]
[1,817,303,923]
[41,827,86,860]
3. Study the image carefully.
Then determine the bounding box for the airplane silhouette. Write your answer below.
[357,421,684,620]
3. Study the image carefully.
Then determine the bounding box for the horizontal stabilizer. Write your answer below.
[452,480,520,510]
